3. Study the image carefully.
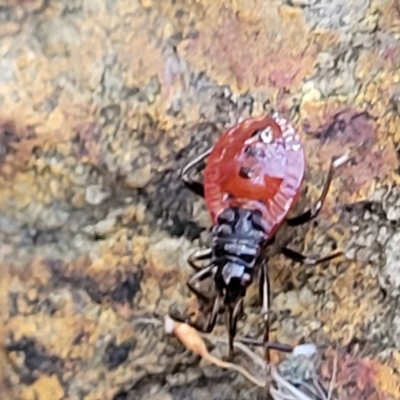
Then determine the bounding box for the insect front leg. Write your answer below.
[280,247,343,266]
[169,295,221,334]
[286,154,350,226]
[187,248,212,271]
[226,299,243,361]
[186,264,216,303]
[169,264,216,327]
[181,148,212,197]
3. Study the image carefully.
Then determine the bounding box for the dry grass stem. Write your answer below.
[327,348,338,400]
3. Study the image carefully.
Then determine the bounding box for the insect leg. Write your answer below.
[181,148,212,197]
[236,264,292,353]
[281,247,343,265]
[186,264,215,303]
[188,248,212,271]
[236,336,293,352]
[260,262,271,362]
[226,299,243,361]
[170,295,220,333]
[286,154,350,226]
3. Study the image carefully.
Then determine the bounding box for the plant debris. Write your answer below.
[164,315,337,400]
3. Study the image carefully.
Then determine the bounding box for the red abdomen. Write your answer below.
[203,114,305,237]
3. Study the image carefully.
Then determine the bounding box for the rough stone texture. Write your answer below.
[0,0,400,399]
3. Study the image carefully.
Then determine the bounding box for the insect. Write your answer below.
[172,113,348,361]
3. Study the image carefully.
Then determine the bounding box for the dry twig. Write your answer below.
[164,315,336,400]
[164,315,266,387]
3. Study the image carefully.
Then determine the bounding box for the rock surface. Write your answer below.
[0,0,400,399]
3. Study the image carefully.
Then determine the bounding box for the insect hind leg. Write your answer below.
[181,148,212,197]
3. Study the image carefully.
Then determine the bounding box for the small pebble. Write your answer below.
[85,185,111,205]
[94,217,117,234]
[26,288,38,303]
[83,217,117,236]
[292,343,317,356]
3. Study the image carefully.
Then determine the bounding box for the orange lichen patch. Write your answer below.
[109,6,164,89]
[0,161,83,211]
[143,237,192,290]
[1,0,44,12]
[0,347,14,400]
[178,4,321,92]
[0,119,44,177]
[356,68,400,118]
[21,257,53,286]
[380,47,400,71]
[72,121,103,166]
[2,284,136,364]
[301,107,398,205]
[4,313,87,357]
[117,32,164,89]
[320,349,400,400]
[379,0,400,35]
[0,10,102,141]
[0,265,13,324]
[20,375,64,400]
[50,251,142,306]
[0,115,100,212]
[144,255,184,291]
[334,356,380,398]
[316,260,381,334]
[0,259,52,319]
[356,50,400,116]
[353,50,400,190]
[299,49,400,202]
[375,356,400,398]
[357,50,400,83]
[300,98,348,137]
